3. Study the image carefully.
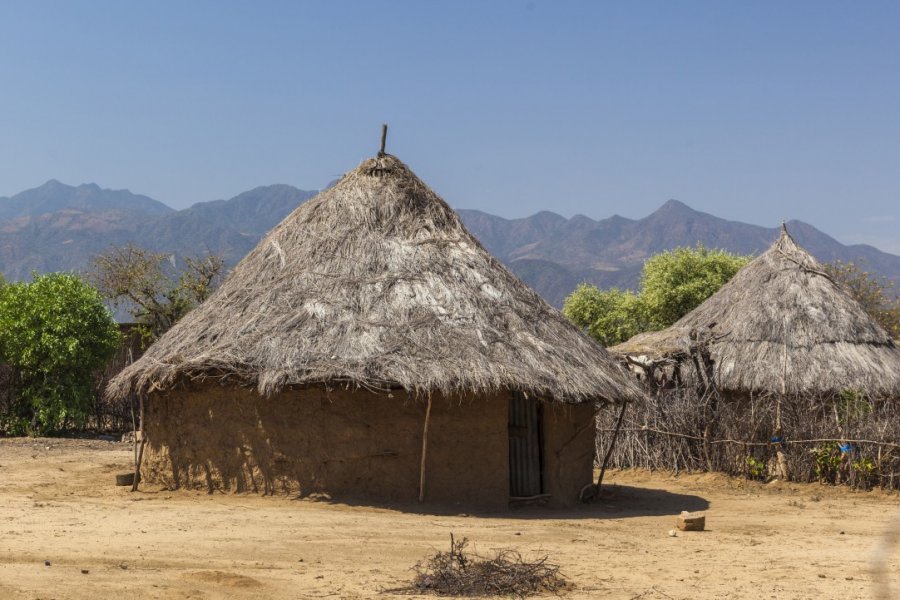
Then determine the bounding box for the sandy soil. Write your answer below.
[0,437,898,600]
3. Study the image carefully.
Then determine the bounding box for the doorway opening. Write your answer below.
[508,392,543,498]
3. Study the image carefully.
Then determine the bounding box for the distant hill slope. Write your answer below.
[0,180,173,220]
[0,182,317,281]
[0,182,896,309]
[136,184,317,264]
[457,200,900,306]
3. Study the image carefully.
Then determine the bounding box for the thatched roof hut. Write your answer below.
[110,151,643,507]
[611,225,900,398]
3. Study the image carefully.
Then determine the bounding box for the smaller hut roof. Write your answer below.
[109,153,645,405]
[611,225,900,397]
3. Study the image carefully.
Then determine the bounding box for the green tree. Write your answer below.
[0,273,121,434]
[639,246,750,330]
[824,260,900,339]
[563,245,750,346]
[562,285,647,347]
[89,244,224,344]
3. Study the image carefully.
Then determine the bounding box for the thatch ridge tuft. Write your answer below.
[611,225,900,397]
[109,154,644,404]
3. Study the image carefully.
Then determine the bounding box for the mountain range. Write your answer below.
[1,180,898,309]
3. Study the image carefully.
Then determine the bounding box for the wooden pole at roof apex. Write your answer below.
[378,123,388,157]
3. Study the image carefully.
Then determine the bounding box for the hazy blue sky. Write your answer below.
[1,1,898,252]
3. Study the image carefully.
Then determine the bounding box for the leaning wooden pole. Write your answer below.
[418,395,433,502]
[129,391,138,484]
[596,401,628,489]
[131,392,147,492]
[774,318,790,481]
[126,348,139,485]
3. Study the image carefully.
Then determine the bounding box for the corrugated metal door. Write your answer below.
[508,392,543,497]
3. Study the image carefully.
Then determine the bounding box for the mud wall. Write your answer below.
[142,385,510,508]
[541,402,597,507]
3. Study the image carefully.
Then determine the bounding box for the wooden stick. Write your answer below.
[596,401,628,489]
[130,392,138,481]
[126,347,138,483]
[775,318,789,480]
[131,392,146,492]
[379,123,388,156]
[418,395,432,502]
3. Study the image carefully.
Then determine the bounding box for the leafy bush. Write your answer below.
[564,245,749,345]
[852,457,876,489]
[0,273,121,434]
[811,442,842,484]
[640,245,750,330]
[746,455,767,480]
[562,284,646,347]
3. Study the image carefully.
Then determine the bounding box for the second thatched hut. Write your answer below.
[611,225,900,399]
[607,225,900,483]
[109,151,645,508]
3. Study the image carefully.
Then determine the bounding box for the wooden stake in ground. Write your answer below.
[597,401,628,489]
[419,394,433,502]
[132,392,147,492]
[128,349,139,485]
[774,318,790,481]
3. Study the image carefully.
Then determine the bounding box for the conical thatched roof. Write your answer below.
[611,226,900,397]
[109,154,644,404]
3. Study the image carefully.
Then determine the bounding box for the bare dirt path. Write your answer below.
[0,437,897,599]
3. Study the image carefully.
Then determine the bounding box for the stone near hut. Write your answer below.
[115,472,139,487]
[676,511,706,531]
[121,430,142,443]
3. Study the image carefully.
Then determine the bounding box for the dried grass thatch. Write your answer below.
[611,225,900,397]
[109,154,644,404]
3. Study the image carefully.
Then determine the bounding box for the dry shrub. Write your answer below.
[392,535,567,598]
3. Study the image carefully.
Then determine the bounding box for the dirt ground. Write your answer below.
[0,438,898,600]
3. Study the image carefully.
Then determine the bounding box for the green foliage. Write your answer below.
[89,244,224,344]
[563,245,749,345]
[639,246,751,330]
[562,284,647,347]
[0,273,121,434]
[852,456,876,489]
[823,259,900,339]
[811,442,842,484]
[746,455,766,480]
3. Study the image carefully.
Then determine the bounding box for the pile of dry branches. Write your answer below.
[393,535,567,598]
